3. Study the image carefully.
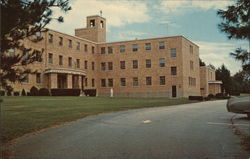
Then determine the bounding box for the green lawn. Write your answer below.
[0,96,196,143]
[239,93,250,97]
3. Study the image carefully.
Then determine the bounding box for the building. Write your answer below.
[7,15,221,97]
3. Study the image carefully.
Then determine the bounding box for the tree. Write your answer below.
[216,64,232,94]
[0,0,71,89]
[217,0,250,75]
[199,58,206,66]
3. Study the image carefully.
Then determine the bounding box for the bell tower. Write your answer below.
[75,15,106,43]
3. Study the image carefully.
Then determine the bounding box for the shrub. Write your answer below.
[0,90,5,96]
[230,91,240,96]
[208,94,214,99]
[6,86,13,96]
[189,96,203,101]
[84,89,96,97]
[39,88,50,96]
[14,91,20,96]
[21,89,26,96]
[215,93,231,99]
[27,92,31,96]
[51,89,81,96]
[30,86,39,96]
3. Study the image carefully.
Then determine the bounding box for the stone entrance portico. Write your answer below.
[44,68,86,90]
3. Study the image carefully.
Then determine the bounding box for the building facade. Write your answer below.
[7,15,220,97]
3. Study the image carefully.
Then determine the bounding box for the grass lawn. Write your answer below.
[0,96,196,143]
[239,93,250,97]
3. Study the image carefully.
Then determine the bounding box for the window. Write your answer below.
[132,44,138,52]
[120,45,125,53]
[48,53,53,64]
[120,78,126,87]
[76,42,80,50]
[90,19,95,27]
[159,42,165,49]
[92,46,95,54]
[76,59,80,68]
[133,77,139,87]
[101,79,106,87]
[160,76,165,85]
[189,77,196,86]
[190,45,193,54]
[159,58,165,67]
[68,57,72,67]
[48,34,53,43]
[59,55,63,65]
[101,47,105,54]
[34,50,42,62]
[22,49,29,63]
[108,46,113,54]
[190,60,194,70]
[108,78,113,87]
[85,78,88,87]
[84,44,88,52]
[132,60,138,69]
[100,20,104,28]
[22,73,29,83]
[8,49,15,57]
[171,67,177,75]
[36,73,41,83]
[59,37,63,46]
[84,60,88,69]
[146,76,152,86]
[146,59,151,68]
[108,62,113,70]
[120,61,125,69]
[68,40,72,48]
[92,62,95,70]
[170,48,176,57]
[145,43,151,50]
[35,32,41,39]
[101,62,106,71]
[92,79,95,87]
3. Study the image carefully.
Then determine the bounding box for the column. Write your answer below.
[50,73,58,88]
[67,74,72,89]
[78,75,82,90]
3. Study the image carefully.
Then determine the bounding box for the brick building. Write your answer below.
[7,15,221,97]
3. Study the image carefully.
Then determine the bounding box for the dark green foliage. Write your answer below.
[230,91,240,96]
[21,89,26,96]
[231,70,250,93]
[189,96,203,101]
[30,86,39,96]
[6,86,13,96]
[27,92,31,96]
[51,89,81,96]
[84,89,96,97]
[199,58,206,66]
[14,91,20,96]
[215,93,231,99]
[38,88,50,96]
[0,0,71,89]
[0,90,5,96]
[208,94,214,99]
[216,64,232,94]
[217,0,250,75]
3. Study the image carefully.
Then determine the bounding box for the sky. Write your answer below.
[47,0,249,75]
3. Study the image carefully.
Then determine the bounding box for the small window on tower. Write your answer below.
[90,20,95,27]
[100,20,104,28]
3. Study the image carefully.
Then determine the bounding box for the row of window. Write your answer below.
[100,44,177,56]
[48,34,95,53]
[100,61,177,74]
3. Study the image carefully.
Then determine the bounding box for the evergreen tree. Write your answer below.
[0,0,71,89]
[216,64,232,94]
[217,0,250,75]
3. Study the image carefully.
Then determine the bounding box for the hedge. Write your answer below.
[189,96,203,101]
[14,91,20,96]
[84,89,96,97]
[30,86,39,96]
[0,90,5,96]
[51,89,81,96]
[39,88,50,96]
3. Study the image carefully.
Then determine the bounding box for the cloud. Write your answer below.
[110,30,154,42]
[196,41,248,74]
[47,0,150,35]
[155,0,234,14]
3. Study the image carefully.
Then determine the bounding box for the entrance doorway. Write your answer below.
[172,85,177,97]
[57,74,67,89]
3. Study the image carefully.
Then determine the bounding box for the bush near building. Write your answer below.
[51,89,81,96]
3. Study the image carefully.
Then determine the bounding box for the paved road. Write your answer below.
[10,100,250,159]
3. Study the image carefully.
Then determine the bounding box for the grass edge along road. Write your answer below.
[1,96,198,144]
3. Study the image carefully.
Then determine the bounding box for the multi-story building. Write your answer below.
[7,15,221,97]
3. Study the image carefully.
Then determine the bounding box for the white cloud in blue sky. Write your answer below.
[47,0,248,75]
